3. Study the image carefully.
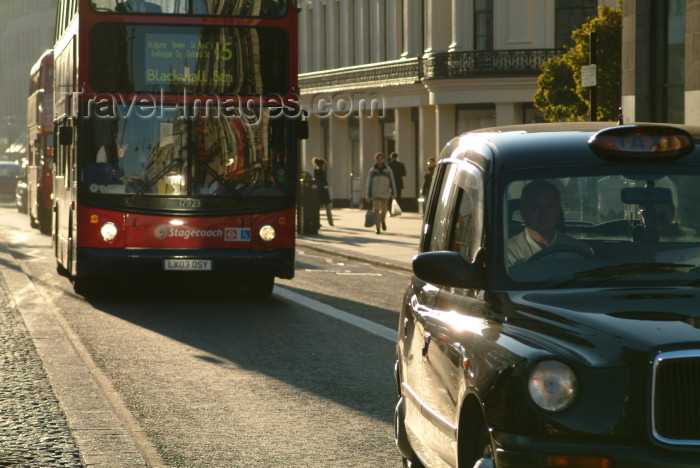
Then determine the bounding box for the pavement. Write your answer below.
[0,206,422,467]
[295,207,423,272]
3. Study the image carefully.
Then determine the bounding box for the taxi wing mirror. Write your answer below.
[412,250,485,289]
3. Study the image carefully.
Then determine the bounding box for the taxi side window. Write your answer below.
[426,163,458,252]
[449,168,484,263]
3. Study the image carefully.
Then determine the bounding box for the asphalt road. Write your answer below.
[0,202,408,467]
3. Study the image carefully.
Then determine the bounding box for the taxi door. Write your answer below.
[404,162,461,464]
[401,163,455,454]
[418,163,486,465]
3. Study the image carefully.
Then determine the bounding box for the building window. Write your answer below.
[523,103,546,124]
[555,0,597,48]
[457,105,496,134]
[651,0,685,123]
[474,0,493,51]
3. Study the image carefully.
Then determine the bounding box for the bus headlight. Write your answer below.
[528,360,577,412]
[259,224,276,242]
[100,222,119,242]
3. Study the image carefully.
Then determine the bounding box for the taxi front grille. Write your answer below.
[652,350,700,445]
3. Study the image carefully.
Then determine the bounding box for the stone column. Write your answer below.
[436,104,456,153]
[298,3,311,72]
[355,0,370,64]
[386,0,402,60]
[370,0,386,62]
[329,116,351,204]
[339,0,354,67]
[495,102,522,126]
[395,107,417,201]
[401,0,422,58]
[424,0,452,55]
[449,0,468,52]
[419,105,437,165]
[325,0,338,69]
[303,113,324,174]
[312,0,325,70]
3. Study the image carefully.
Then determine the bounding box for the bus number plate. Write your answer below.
[163,259,212,271]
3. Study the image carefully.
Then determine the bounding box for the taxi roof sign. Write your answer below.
[588,125,695,161]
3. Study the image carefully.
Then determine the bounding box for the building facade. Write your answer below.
[298,0,617,210]
[621,0,700,125]
[0,0,58,149]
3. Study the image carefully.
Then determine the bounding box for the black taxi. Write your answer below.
[394,122,700,468]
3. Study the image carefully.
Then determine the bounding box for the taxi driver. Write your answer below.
[507,180,592,268]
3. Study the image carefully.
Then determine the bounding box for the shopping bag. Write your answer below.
[364,209,375,227]
[391,199,403,216]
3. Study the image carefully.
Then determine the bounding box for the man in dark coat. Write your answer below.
[388,152,406,210]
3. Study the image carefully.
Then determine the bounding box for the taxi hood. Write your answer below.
[503,288,700,367]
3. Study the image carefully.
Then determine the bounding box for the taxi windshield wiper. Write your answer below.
[549,263,695,289]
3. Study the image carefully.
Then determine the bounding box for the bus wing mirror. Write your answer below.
[297,111,309,140]
[59,126,73,146]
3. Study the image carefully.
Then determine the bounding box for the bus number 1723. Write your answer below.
[179,199,202,208]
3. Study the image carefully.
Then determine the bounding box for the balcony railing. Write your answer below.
[299,58,421,92]
[299,48,562,92]
[424,49,563,79]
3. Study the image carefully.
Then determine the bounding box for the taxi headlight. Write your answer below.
[528,360,577,412]
[100,222,118,242]
[259,224,276,242]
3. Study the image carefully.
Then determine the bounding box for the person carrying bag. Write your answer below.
[365,152,396,234]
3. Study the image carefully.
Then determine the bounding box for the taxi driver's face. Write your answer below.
[521,188,561,239]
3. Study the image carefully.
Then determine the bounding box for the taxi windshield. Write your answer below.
[504,170,700,288]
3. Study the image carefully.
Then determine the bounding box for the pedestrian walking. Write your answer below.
[421,157,436,209]
[312,157,333,226]
[366,152,396,234]
[388,152,406,212]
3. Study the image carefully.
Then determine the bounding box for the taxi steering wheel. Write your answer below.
[528,245,595,262]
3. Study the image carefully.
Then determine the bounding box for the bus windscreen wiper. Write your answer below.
[199,164,246,201]
[129,158,183,200]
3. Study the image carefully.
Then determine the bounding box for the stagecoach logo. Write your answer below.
[154,226,168,239]
[153,225,250,241]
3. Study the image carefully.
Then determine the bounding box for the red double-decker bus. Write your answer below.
[27,49,54,235]
[52,0,304,296]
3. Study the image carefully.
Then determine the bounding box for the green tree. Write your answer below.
[534,5,622,122]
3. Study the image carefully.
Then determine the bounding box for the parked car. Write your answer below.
[15,158,28,212]
[0,160,21,200]
[395,122,700,468]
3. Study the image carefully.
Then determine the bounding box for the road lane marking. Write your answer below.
[335,272,383,276]
[274,286,397,342]
[301,269,382,276]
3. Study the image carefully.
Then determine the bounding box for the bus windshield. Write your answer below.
[90,0,288,17]
[81,104,291,199]
[89,23,289,94]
